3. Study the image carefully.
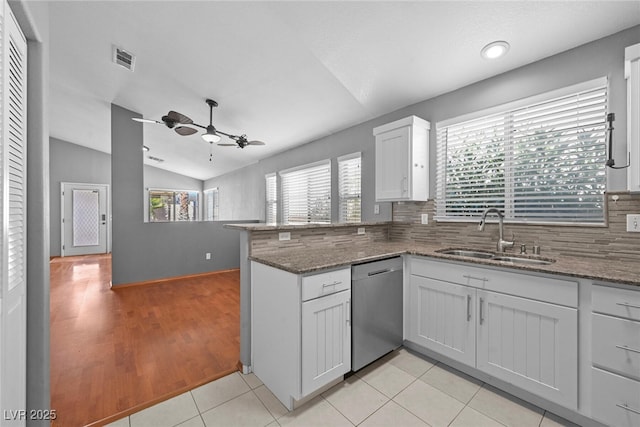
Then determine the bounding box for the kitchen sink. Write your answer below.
[490,256,554,265]
[437,248,555,266]
[436,249,495,259]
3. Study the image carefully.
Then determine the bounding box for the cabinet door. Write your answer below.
[477,290,578,409]
[375,126,410,201]
[301,290,351,396]
[408,275,475,366]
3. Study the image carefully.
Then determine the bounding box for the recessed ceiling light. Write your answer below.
[142,145,150,152]
[481,41,510,59]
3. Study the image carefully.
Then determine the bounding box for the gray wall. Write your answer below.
[49,138,111,257]
[111,104,254,285]
[206,26,640,219]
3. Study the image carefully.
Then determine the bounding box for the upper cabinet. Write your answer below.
[374,116,430,201]
[626,43,640,192]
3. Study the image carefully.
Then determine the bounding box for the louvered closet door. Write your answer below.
[0,0,27,423]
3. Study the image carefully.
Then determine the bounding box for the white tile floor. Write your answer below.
[106,348,579,427]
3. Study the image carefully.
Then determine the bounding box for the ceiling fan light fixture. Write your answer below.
[481,41,510,59]
[202,125,221,143]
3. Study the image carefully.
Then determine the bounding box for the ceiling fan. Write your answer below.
[132,98,266,149]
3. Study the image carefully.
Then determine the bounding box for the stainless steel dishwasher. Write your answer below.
[351,256,403,371]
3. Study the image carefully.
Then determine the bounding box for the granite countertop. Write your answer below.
[224,221,392,231]
[249,241,640,287]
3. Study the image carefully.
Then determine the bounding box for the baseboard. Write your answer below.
[110,268,240,289]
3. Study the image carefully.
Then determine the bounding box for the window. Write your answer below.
[280,160,331,224]
[338,153,361,223]
[436,78,607,225]
[265,173,277,224]
[149,189,199,222]
[204,188,219,221]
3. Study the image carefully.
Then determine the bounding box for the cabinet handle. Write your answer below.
[479,297,485,325]
[322,281,341,288]
[346,299,350,325]
[616,302,640,309]
[616,403,640,415]
[615,344,640,354]
[463,274,487,283]
[466,295,471,322]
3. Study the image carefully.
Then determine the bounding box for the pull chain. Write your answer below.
[209,142,213,162]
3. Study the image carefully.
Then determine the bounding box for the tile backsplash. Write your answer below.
[390,192,640,262]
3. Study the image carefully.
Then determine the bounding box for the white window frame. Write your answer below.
[279,159,332,224]
[148,188,199,222]
[204,187,219,221]
[265,173,277,224]
[435,77,608,226]
[338,152,362,223]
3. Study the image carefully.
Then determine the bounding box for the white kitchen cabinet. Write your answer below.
[408,256,578,409]
[251,262,351,410]
[591,284,640,426]
[301,290,351,396]
[626,43,640,192]
[476,290,578,409]
[408,275,475,366]
[374,116,430,201]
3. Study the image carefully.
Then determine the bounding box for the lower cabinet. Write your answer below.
[476,290,577,409]
[301,290,351,396]
[408,275,475,366]
[408,256,578,410]
[251,261,351,410]
[591,284,640,427]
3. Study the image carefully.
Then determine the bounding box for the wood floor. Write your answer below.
[50,254,240,427]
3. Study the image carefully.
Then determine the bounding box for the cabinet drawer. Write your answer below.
[593,313,640,381]
[410,256,577,307]
[593,284,640,321]
[302,268,350,302]
[592,367,640,427]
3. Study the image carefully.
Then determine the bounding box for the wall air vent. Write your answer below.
[147,156,165,163]
[112,45,136,71]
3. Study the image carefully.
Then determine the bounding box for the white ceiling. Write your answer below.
[49,1,640,181]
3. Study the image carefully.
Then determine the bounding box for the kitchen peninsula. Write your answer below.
[226,213,640,427]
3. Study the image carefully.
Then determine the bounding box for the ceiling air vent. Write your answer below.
[147,155,165,163]
[112,45,135,71]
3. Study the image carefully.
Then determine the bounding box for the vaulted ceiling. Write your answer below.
[49,1,640,180]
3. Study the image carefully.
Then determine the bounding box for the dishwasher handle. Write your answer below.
[367,268,392,277]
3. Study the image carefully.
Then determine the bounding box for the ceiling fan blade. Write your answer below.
[247,140,266,146]
[166,110,193,125]
[217,143,237,146]
[175,125,198,136]
[132,117,162,124]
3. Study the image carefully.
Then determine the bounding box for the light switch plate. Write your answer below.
[357,227,365,235]
[279,232,291,241]
[205,252,211,260]
[626,214,640,232]
[421,214,429,224]
[374,204,380,215]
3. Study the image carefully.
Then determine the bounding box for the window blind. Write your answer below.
[204,188,219,221]
[436,80,607,224]
[265,174,277,224]
[280,160,331,224]
[338,153,361,223]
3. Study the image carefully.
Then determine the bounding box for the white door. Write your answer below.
[476,290,578,409]
[61,183,109,256]
[408,275,476,366]
[0,1,27,423]
[375,126,410,201]
[301,290,351,396]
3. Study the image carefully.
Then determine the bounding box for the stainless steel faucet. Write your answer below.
[478,208,515,252]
